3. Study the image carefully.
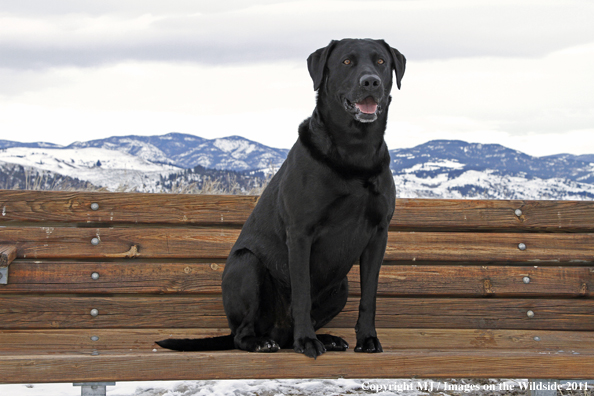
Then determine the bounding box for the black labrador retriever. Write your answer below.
[157,38,405,358]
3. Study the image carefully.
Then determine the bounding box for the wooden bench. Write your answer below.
[1,189,594,393]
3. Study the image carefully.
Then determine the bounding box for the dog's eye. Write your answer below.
[343,59,351,65]
[377,59,385,65]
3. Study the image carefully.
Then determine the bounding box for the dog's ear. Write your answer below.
[379,41,406,90]
[307,40,337,91]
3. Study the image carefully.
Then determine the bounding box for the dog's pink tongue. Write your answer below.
[355,97,377,114]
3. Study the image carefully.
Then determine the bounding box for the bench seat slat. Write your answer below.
[2,262,593,298]
[1,349,594,383]
[2,228,594,262]
[1,296,593,330]
[2,328,591,352]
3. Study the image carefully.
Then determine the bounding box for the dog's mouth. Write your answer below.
[344,96,380,123]
[355,96,378,114]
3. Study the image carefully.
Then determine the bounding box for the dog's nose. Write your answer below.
[359,74,381,90]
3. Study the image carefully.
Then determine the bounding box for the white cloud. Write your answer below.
[0,61,314,148]
[0,0,593,157]
[2,1,594,68]
[0,61,313,114]
[384,42,594,156]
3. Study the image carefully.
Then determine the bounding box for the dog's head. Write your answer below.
[307,39,406,123]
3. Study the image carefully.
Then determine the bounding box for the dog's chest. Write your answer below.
[309,187,391,272]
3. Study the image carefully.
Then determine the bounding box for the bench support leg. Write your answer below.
[73,382,115,396]
[528,379,558,396]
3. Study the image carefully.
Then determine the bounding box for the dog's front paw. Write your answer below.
[294,336,326,359]
[354,336,383,353]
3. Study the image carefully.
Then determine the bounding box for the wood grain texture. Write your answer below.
[351,264,594,297]
[1,296,593,330]
[337,298,594,330]
[0,227,240,259]
[385,231,594,263]
[393,198,594,231]
[0,328,232,352]
[1,191,594,382]
[1,349,594,383]
[2,227,594,262]
[3,262,593,297]
[320,328,594,351]
[2,328,590,352]
[0,261,225,294]
[2,190,594,231]
[0,245,16,267]
[0,190,258,226]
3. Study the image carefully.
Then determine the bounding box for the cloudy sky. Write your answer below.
[0,0,593,156]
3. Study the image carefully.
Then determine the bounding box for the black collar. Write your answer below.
[298,112,390,182]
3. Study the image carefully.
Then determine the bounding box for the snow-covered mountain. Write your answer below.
[390,140,594,199]
[64,133,289,170]
[1,133,289,171]
[0,146,182,191]
[1,134,593,199]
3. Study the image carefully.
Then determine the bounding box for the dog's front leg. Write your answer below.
[355,230,388,353]
[287,229,326,358]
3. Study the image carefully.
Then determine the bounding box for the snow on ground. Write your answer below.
[3,146,594,199]
[0,379,539,396]
[402,159,466,173]
[71,138,173,165]
[0,147,174,173]
[0,147,182,191]
[395,170,594,200]
[213,138,257,159]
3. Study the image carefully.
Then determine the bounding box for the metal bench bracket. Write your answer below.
[0,266,7,285]
[73,382,115,396]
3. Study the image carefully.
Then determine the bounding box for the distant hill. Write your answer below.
[1,134,593,199]
[65,133,289,170]
[390,140,594,199]
[0,162,97,191]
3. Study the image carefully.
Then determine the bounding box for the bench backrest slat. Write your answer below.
[1,262,591,297]
[1,295,592,331]
[0,190,593,345]
[2,191,594,231]
[1,226,593,262]
[0,191,258,226]
[394,198,594,231]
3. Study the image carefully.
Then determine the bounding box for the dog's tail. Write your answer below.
[156,334,235,351]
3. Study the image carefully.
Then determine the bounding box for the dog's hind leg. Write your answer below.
[222,248,280,352]
[311,277,349,351]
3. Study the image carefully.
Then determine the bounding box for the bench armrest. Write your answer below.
[0,245,16,285]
